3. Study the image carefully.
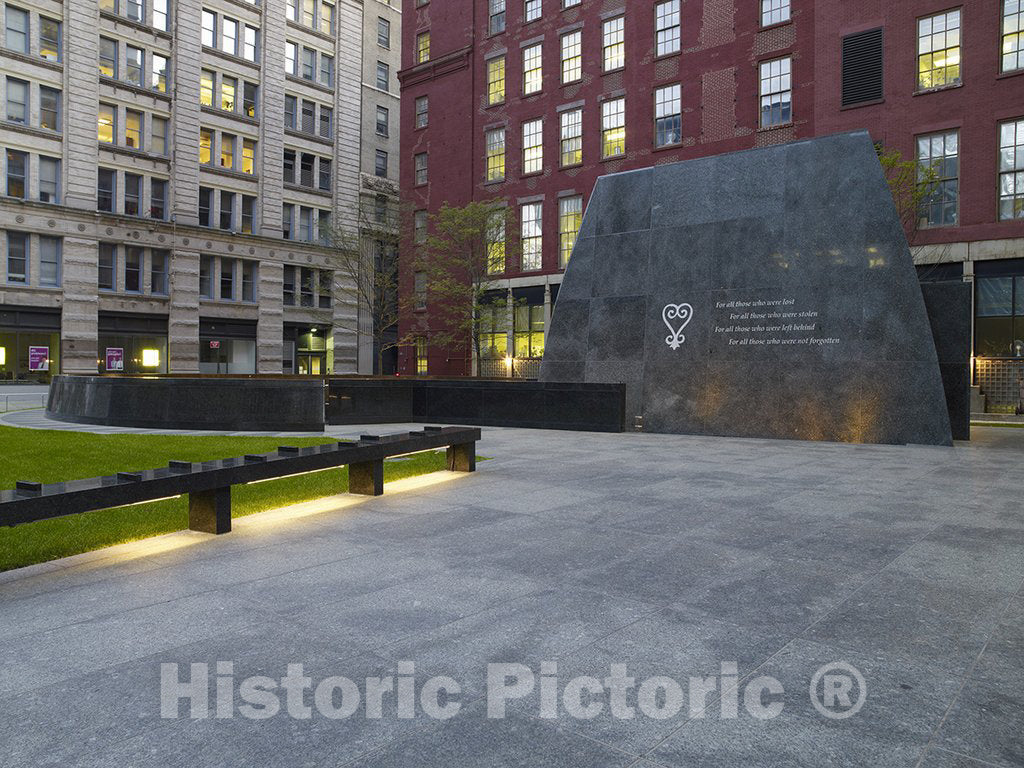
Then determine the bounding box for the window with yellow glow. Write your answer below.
[560,108,582,167]
[200,70,214,107]
[242,139,256,174]
[559,195,582,268]
[124,110,142,149]
[221,77,236,112]
[514,304,544,359]
[485,127,505,182]
[917,9,961,90]
[1002,0,1023,73]
[221,133,234,169]
[415,337,428,374]
[141,349,160,367]
[416,31,430,63]
[199,128,213,164]
[601,98,625,158]
[486,210,505,274]
[486,56,505,105]
[97,104,115,143]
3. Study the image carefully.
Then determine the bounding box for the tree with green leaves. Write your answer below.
[409,200,520,376]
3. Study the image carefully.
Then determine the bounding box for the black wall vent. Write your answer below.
[842,28,884,107]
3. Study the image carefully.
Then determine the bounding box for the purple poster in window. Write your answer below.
[105,347,124,371]
[28,346,49,372]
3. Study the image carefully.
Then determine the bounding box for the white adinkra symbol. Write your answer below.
[663,303,693,350]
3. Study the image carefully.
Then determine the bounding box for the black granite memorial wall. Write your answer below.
[541,132,955,446]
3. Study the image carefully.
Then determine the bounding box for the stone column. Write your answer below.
[60,238,99,372]
[257,0,285,237]
[169,250,200,372]
[63,1,99,209]
[170,0,202,226]
[257,261,283,373]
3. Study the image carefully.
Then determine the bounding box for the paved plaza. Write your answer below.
[0,424,1022,767]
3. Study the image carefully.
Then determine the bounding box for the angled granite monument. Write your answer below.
[540,131,954,445]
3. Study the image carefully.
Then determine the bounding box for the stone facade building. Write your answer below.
[0,0,401,379]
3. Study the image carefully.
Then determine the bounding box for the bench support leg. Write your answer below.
[349,459,384,496]
[189,487,232,534]
[447,442,476,473]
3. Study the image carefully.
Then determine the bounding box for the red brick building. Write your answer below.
[398,0,1024,410]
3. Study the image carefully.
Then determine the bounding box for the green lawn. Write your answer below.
[0,426,451,572]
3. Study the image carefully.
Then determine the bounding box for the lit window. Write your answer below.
[601,97,625,158]
[487,56,506,104]
[514,304,544,359]
[200,69,214,107]
[485,127,505,182]
[1003,0,1024,73]
[124,110,142,149]
[655,1,680,56]
[520,202,543,271]
[97,103,116,143]
[522,118,543,175]
[39,17,60,61]
[486,210,505,274]
[759,56,792,128]
[916,130,959,228]
[761,0,790,27]
[416,31,430,63]
[559,195,582,268]
[221,133,235,169]
[917,9,962,90]
[999,119,1024,220]
[561,31,581,83]
[415,337,427,375]
[221,76,237,112]
[603,17,625,72]
[523,44,542,94]
[655,83,682,147]
[560,108,582,166]
[199,128,212,164]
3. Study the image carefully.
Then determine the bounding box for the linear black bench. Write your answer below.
[0,427,480,535]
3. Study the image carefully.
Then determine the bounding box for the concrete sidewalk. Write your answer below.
[0,426,1022,767]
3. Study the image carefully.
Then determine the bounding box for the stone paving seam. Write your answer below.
[919,746,1005,767]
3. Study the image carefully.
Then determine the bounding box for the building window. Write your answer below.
[489,0,505,35]
[37,236,60,287]
[99,37,117,78]
[414,152,428,186]
[201,9,215,47]
[524,0,541,23]
[198,186,212,227]
[151,178,167,219]
[917,9,961,90]
[39,156,59,203]
[200,70,214,107]
[125,45,143,86]
[485,127,505,182]
[98,243,115,290]
[6,231,27,283]
[5,5,28,53]
[416,31,430,64]
[220,133,235,169]
[603,16,625,72]
[319,104,331,136]
[655,84,682,147]
[759,56,792,128]
[414,271,427,309]
[221,76,236,112]
[415,337,427,375]
[153,0,168,30]
[655,1,680,56]
[40,86,60,131]
[241,138,255,174]
[318,157,331,191]
[244,82,258,118]
[97,168,116,212]
[5,148,25,197]
[999,119,1024,220]
[152,54,169,92]
[561,31,581,83]
[283,264,295,304]
[320,54,334,86]
[375,149,388,178]
[478,303,507,360]
[285,41,297,75]
[199,254,213,297]
[761,0,790,27]
[415,96,428,128]
[151,250,168,294]
[523,44,542,95]
[376,61,389,90]
[152,116,168,155]
[221,17,238,55]
[125,109,142,149]
[520,202,542,271]
[560,108,582,166]
[376,105,389,137]
[974,274,1024,356]
[916,131,959,228]
[522,118,543,175]
[220,257,234,299]
[243,260,257,301]
[199,128,212,164]
[124,247,142,292]
[377,16,391,47]
[487,56,506,105]
[414,210,427,244]
[514,304,544,359]
[124,173,141,215]
[241,195,255,234]
[319,1,334,35]
[282,204,293,239]
[1003,0,1024,73]
[5,77,27,123]
[39,17,60,61]
[486,210,505,274]
[601,98,625,158]
[243,25,258,61]
[559,195,582,268]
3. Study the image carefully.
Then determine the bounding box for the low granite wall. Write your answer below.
[46,376,325,432]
